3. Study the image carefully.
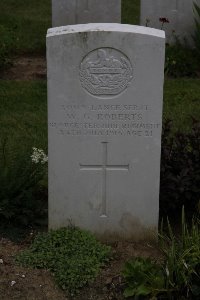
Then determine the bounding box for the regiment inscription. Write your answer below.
[49,103,161,137]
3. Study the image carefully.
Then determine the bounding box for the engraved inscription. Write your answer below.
[49,103,161,137]
[80,48,133,97]
[80,142,129,217]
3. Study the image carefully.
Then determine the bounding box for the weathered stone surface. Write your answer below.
[47,24,165,239]
[140,0,200,45]
[52,0,121,27]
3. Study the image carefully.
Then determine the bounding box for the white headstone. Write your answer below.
[141,0,200,45]
[47,24,165,240]
[52,0,121,27]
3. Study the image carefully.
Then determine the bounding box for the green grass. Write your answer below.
[122,0,140,25]
[0,81,47,150]
[0,0,51,55]
[163,79,200,131]
[0,81,48,229]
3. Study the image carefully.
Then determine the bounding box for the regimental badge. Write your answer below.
[79,48,133,97]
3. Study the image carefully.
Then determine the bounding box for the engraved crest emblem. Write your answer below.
[80,48,133,97]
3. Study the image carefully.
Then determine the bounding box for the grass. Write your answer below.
[0,0,51,55]
[122,0,140,25]
[123,210,200,299]
[0,81,48,231]
[163,79,200,131]
[0,81,47,150]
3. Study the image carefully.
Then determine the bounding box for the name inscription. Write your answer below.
[49,103,161,137]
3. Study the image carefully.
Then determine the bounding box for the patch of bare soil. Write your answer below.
[0,238,67,300]
[0,237,161,300]
[1,56,46,80]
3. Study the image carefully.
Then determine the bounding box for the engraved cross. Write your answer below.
[80,142,129,217]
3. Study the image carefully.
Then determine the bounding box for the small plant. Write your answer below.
[16,227,111,295]
[123,257,165,298]
[122,209,200,299]
[31,147,48,164]
[0,138,47,227]
[145,16,170,30]
[159,208,200,299]
[159,17,169,30]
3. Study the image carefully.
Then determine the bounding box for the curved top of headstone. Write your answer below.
[47,23,165,39]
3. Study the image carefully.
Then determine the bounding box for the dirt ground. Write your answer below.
[0,234,161,300]
[1,56,47,80]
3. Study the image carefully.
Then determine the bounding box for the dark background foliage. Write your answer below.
[160,118,200,219]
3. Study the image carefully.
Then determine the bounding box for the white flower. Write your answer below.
[0,259,3,264]
[31,147,48,164]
